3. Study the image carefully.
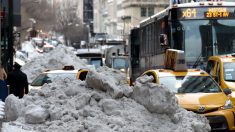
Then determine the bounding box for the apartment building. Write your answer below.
[93,0,169,39]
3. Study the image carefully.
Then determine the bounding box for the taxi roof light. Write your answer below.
[208,2,213,5]
[199,2,205,6]
[62,65,75,70]
[200,71,206,75]
[217,2,222,5]
[164,49,187,71]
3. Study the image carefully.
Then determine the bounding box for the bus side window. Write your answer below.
[145,72,157,83]
[206,60,216,76]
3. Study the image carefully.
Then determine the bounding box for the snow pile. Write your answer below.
[132,76,210,131]
[21,41,42,61]
[132,75,178,114]
[2,66,210,132]
[86,67,133,99]
[21,45,87,82]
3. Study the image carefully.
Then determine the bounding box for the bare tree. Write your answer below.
[54,0,86,47]
[21,0,87,48]
[21,0,56,31]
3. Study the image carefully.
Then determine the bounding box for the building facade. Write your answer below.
[93,0,169,40]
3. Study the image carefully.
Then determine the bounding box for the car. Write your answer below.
[29,66,89,90]
[142,68,235,131]
[140,49,235,131]
[206,54,235,91]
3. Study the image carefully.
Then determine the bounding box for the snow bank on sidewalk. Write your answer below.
[21,45,87,82]
[3,67,210,132]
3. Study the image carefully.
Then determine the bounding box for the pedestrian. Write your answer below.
[0,65,8,101]
[6,62,29,98]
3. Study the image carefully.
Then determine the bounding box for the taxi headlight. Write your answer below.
[120,68,125,72]
[221,98,233,110]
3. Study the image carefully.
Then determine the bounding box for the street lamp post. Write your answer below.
[8,0,14,71]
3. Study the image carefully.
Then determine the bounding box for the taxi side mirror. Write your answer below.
[223,88,232,95]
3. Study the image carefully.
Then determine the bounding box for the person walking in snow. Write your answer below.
[0,65,8,101]
[6,62,29,98]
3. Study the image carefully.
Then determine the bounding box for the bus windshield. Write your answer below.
[171,19,235,65]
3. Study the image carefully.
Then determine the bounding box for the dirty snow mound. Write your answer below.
[86,67,133,99]
[132,75,211,131]
[21,45,87,82]
[132,75,177,115]
[3,67,210,132]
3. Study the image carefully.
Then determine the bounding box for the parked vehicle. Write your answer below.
[76,48,104,68]
[206,54,235,91]
[29,66,89,90]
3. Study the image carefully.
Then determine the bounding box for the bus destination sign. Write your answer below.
[177,7,235,19]
[206,8,229,18]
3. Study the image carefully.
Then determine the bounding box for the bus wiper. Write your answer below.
[192,53,202,68]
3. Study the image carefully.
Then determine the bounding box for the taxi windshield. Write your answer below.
[159,76,221,93]
[31,73,77,86]
[224,62,235,82]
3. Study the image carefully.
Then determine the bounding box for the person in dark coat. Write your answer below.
[6,62,28,98]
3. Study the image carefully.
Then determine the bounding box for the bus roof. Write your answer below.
[139,1,235,26]
[176,1,235,8]
[140,7,169,26]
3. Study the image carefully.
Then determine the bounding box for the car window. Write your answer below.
[31,73,77,86]
[90,58,103,68]
[159,76,221,93]
[31,74,50,86]
[113,58,128,69]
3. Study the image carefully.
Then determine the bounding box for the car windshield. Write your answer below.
[224,62,235,82]
[31,73,77,86]
[113,58,128,69]
[90,58,102,68]
[159,76,221,93]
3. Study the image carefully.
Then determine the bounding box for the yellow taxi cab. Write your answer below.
[29,65,89,90]
[206,54,235,91]
[140,49,235,131]
[143,68,235,131]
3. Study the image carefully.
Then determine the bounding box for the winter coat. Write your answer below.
[6,69,28,98]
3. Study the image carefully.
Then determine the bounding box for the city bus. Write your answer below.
[130,1,235,81]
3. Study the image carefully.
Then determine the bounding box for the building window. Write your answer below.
[148,7,154,16]
[141,7,147,17]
